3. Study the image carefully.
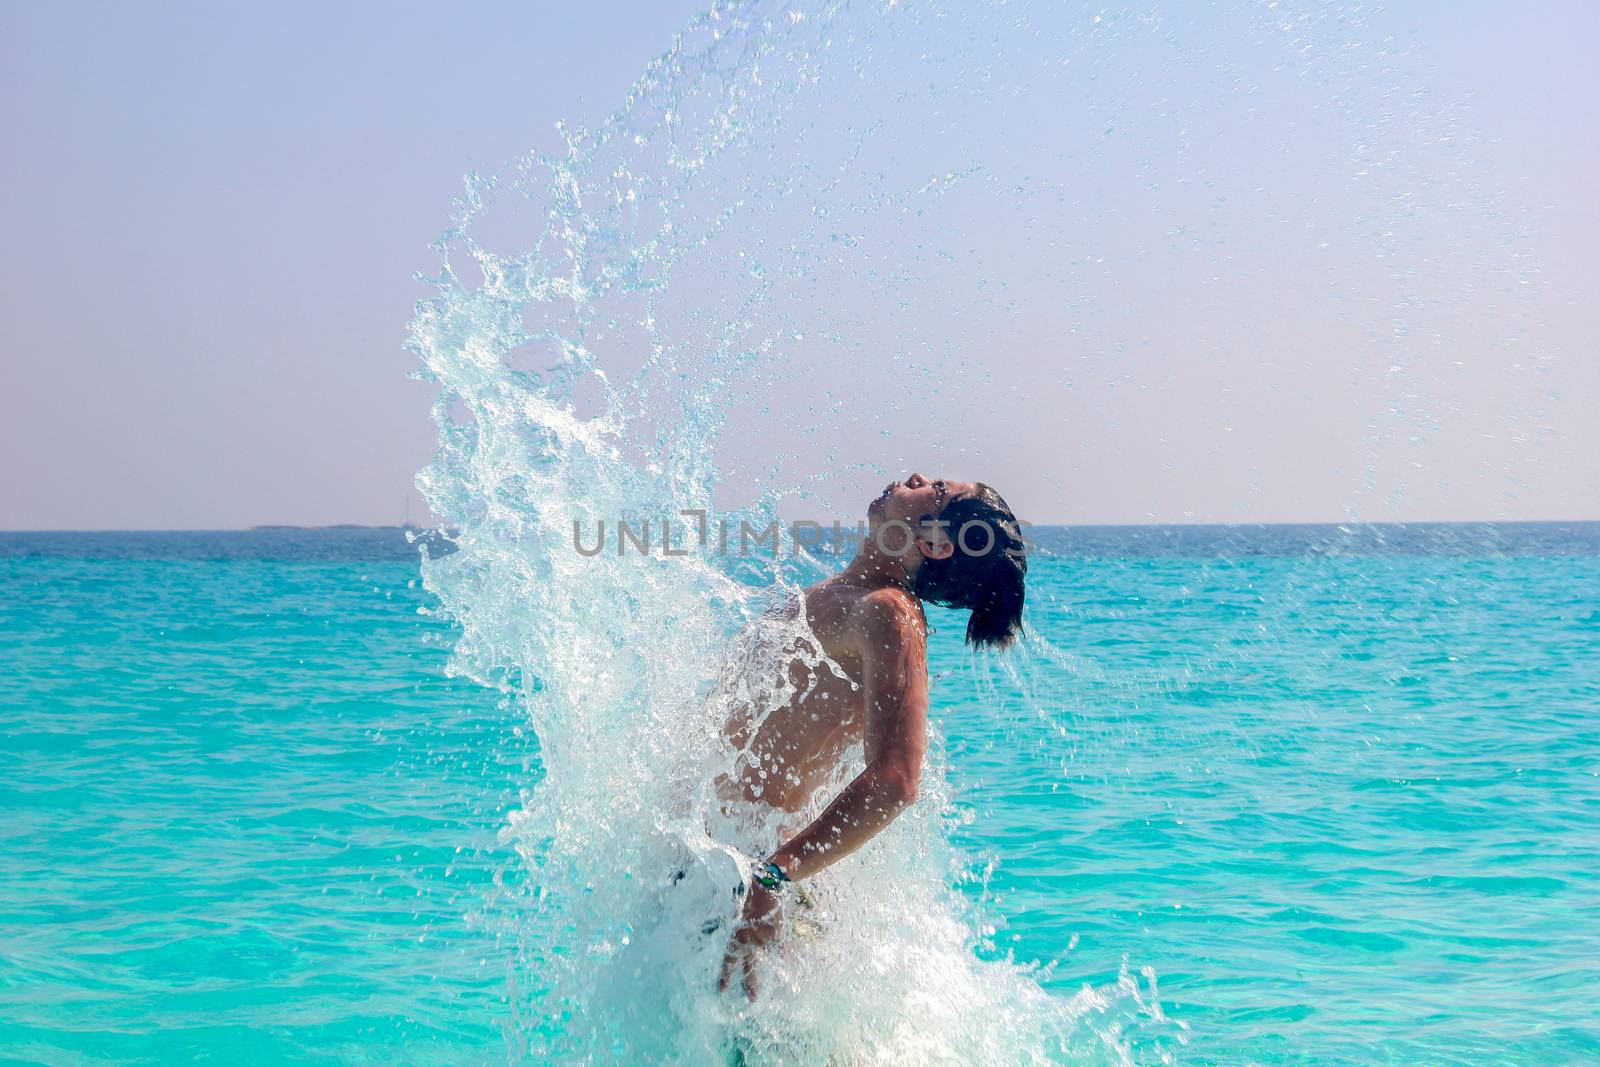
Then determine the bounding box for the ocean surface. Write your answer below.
[2,524,1597,1065]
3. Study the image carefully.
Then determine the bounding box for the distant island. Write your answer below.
[250,524,425,531]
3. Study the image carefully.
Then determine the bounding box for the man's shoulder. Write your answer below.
[849,585,925,643]
[799,579,924,650]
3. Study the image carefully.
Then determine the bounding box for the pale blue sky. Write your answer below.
[3,1,1594,529]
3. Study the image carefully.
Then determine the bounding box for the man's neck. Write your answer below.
[838,538,918,593]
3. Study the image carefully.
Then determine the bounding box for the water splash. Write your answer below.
[406,0,1520,1061]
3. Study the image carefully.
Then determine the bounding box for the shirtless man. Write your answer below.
[716,473,1028,999]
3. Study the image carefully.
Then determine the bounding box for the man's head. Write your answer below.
[868,473,1028,649]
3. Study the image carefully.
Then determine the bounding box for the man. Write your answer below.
[715,473,1027,999]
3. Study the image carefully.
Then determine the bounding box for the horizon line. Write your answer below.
[3,517,1599,535]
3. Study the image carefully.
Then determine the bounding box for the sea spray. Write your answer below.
[406,2,1188,1059]
[404,0,1507,1061]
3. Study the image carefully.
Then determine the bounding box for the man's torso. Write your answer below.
[715,578,923,814]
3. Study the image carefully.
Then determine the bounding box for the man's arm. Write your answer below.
[768,588,929,881]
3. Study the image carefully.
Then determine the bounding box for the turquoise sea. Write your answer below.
[2,525,1597,1065]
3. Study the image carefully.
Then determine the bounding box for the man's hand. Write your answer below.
[717,883,781,1001]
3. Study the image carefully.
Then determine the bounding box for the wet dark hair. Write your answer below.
[913,484,1027,649]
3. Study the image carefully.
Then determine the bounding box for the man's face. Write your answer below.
[867,472,976,531]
